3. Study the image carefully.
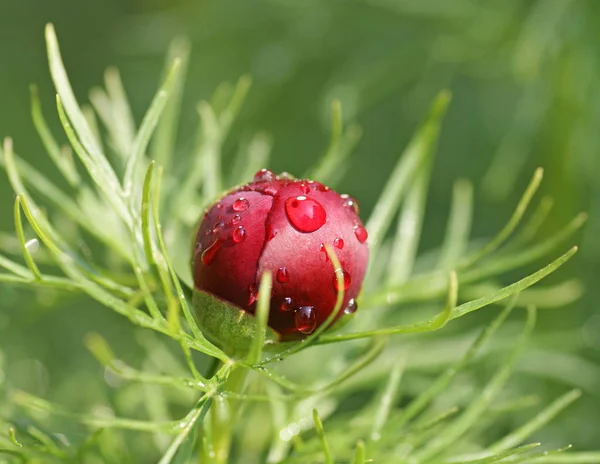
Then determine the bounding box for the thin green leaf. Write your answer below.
[158,396,212,464]
[317,269,457,344]
[460,168,544,269]
[353,440,366,464]
[487,389,582,454]
[246,271,273,365]
[104,66,137,159]
[313,409,334,464]
[14,196,41,280]
[449,443,541,464]
[366,90,451,251]
[414,306,537,461]
[437,178,473,269]
[123,59,181,197]
[371,357,406,441]
[30,84,79,186]
[387,155,433,286]
[153,36,191,171]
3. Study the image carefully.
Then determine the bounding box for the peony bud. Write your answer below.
[192,170,369,346]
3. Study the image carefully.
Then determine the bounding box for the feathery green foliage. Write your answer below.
[0,23,591,464]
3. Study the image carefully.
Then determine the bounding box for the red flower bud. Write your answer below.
[192,170,369,343]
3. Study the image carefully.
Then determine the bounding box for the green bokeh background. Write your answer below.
[1,0,599,456]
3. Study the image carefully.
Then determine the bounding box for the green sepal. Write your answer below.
[192,288,280,356]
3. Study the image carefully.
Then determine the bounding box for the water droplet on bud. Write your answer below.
[294,306,316,334]
[248,284,258,306]
[232,226,247,243]
[280,297,293,311]
[276,267,290,283]
[201,240,221,265]
[333,237,344,249]
[344,298,358,314]
[334,270,351,292]
[253,169,275,182]
[233,198,250,212]
[285,196,327,232]
[354,226,368,243]
[231,214,242,225]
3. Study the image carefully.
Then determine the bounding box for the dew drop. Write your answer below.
[320,243,330,262]
[313,182,329,192]
[216,203,223,210]
[231,214,242,225]
[232,226,247,243]
[201,240,221,265]
[266,224,277,241]
[212,221,225,234]
[233,197,250,212]
[299,183,310,195]
[278,172,294,180]
[341,194,360,214]
[334,270,351,292]
[344,298,358,314]
[294,306,316,334]
[354,225,368,243]
[248,284,258,306]
[285,196,327,233]
[280,297,293,312]
[333,237,344,249]
[276,267,290,283]
[253,169,275,182]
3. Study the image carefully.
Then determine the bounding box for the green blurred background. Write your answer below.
[1,0,599,457]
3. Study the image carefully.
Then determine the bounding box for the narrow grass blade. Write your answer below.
[366,90,451,250]
[505,196,554,251]
[313,409,333,464]
[386,156,433,285]
[231,131,273,186]
[371,357,406,441]
[309,100,363,186]
[151,167,228,361]
[460,168,543,269]
[56,95,132,226]
[124,59,181,197]
[353,440,366,464]
[414,306,537,461]
[198,101,223,201]
[104,66,137,159]
[449,443,541,464]
[451,247,577,320]
[317,269,457,344]
[531,452,600,463]
[153,36,191,171]
[438,178,473,269]
[246,271,273,365]
[14,196,41,280]
[487,389,582,454]
[46,24,124,204]
[0,253,30,278]
[30,84,79,186]
[385,295,516,431]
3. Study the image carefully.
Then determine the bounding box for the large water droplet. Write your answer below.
[280,297,293,312]
[253,169,275,182]
[232,226,247,243]
[276,267,290,283]
[201,240,221,265]
[285,196,326,233]
[354,225,368,243]
[333,238,344,249]
[294,306,316,334]
[344,298,358,314]
[334,270,351,292]
[233,197,250,212]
